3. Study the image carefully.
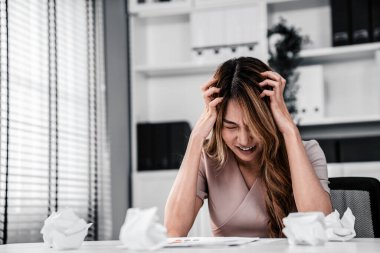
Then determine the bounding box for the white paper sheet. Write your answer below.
[165,237,259,248]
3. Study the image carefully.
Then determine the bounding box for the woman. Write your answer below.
[164,57,332,238]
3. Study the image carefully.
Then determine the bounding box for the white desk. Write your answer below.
[1,239,380,253]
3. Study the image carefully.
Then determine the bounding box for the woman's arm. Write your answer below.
[164,78,223,236]
[283,128,332,214]
[164,135,205,237]
[259,71,332,215]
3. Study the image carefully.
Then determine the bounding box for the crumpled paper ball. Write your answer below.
[40,208,92,250]
[119,207,167,251]
[283,208,356,246]
[325,208,356,241]
[283,212,327,246]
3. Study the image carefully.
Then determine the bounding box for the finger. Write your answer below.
[200,78,217,92]
[203,87,220,99]
[208,97,223,109]
[272,72,285,83]
[258,79,282,89]
[259,90,275,98]
[261,71,283,82]
[203,87,220,105]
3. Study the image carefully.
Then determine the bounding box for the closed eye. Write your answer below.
[223,124,237,129]
[223,119,238,129]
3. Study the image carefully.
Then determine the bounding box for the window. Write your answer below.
[0,0,111,243]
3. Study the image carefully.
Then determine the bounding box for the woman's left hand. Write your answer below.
[259,71,297,135]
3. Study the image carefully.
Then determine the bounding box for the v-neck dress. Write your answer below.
[196,140,330,237]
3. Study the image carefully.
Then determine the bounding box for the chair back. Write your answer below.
[329,177,380,238]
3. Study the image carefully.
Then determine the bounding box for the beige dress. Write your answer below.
[196,140,330,237]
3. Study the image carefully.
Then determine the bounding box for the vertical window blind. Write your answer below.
[0,0,111,244]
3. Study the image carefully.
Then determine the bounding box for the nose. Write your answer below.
[237,128,252,146]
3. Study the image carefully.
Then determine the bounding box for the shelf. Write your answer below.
[298,115,380,126]
[130,7,191,18]
[266,0,304,5]
[129,1,191,18]
[194,0,258,9]
[134,169,178,179]
[299,117,380,140]
[300,42,380,64]
[135,43,380,77]
[129,0,266,18]
[129,0,301,18]
[134,61,219,77]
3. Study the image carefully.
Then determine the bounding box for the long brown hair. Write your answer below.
[204,57,297,237]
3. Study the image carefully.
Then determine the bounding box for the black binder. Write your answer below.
[371,0,380,42]
[169,122,191,169]
[330,0,352,46]
[137,123,154,171]
[316,139,340,163]
[153,123,170,170]
[137,121,191,171]
[351,0,370,44]
[339,136,380,162]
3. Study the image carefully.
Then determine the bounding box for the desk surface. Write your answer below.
[1,238,380,253]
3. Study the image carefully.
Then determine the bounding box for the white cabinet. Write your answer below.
[132,170,212,236]
[128,0,380,235]
[267,0,380,125]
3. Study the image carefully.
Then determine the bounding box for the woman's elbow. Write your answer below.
[322,200,333,215]
[296,198,333,215]
[165,222,189,237]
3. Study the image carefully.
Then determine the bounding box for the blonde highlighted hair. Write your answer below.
[204,57,296,237]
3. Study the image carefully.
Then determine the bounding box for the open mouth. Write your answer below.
[237,145,256,152]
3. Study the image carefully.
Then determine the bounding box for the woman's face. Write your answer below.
[221,99,263,167]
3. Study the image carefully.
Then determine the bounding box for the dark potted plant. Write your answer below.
[267,17,310,116]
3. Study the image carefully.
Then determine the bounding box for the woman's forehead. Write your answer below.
[223,100,246,124]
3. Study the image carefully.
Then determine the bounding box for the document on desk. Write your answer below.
[166,237,259,247]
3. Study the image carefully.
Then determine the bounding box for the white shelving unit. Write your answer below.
[298,114,380,127]
[300,42,380,64]
[266,0,304,4]
[135,42,380,77]
[128,0,380,236]
[134,61,218,77]
[129,0,268,236]
[129,0,192,17]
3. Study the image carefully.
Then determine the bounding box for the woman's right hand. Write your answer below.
[191,78,223,140]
